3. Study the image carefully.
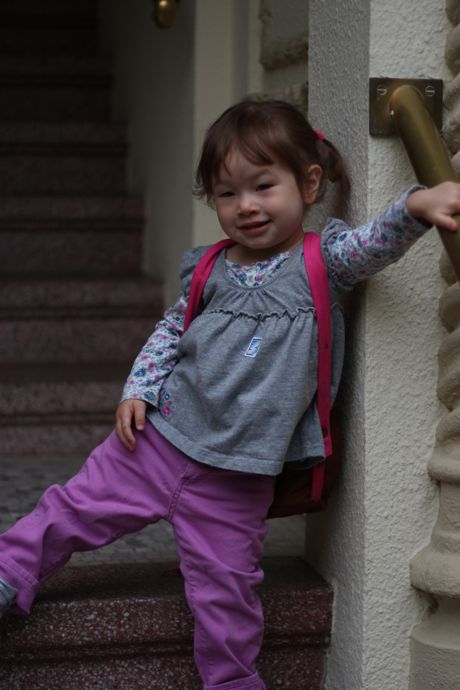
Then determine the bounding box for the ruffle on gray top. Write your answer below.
[149,241,345,475]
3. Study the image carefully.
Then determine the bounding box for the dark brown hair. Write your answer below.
[194,98,350,204]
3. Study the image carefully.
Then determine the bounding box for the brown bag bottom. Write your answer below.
[267,451,341,519]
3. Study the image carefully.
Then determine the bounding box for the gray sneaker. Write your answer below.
[0,577,17,617]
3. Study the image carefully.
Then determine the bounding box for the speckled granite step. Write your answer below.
[0,227,142,276]
[0,276,163,317]
[0,152,127,195]
[0,363,125,456]
[0,122,128,194]
[0,195,143,222]
[0,417,115,459]
[0,84,111,123]
[0,54,111,80]
[0,73,111,121]
[0,122,127,151]
[0,195,144,276]
[0,363,129,416]
[0,314,155,364]
[0,558,333,690]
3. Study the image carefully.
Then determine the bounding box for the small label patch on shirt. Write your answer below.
[244,337,262,358]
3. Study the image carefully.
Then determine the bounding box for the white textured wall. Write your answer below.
[306,4,369,688]
[307,1,449,689]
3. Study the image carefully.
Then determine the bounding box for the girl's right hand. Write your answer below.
[406,182,460,231]
[115,399,147,451]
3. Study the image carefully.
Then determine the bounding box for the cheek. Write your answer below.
[216,205,231,228]
[293,193,308,216]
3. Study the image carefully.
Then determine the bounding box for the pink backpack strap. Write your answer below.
[303,232,332,502]
[183,239,235,331]
[183,234,332,504]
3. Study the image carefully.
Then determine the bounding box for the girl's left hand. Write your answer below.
[406,181,460,232]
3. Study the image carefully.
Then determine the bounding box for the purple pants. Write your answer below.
[0,424,275,690]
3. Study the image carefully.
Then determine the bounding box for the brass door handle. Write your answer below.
[153,0,178,29]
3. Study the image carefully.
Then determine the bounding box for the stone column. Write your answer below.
[409,4,460,685]
[307,2,449,688]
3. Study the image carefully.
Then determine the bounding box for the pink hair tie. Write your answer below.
[315,130,326,141]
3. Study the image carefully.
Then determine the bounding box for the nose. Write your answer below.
[237,192,258,215]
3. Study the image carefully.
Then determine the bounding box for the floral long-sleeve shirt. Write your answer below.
[122,188,429,407]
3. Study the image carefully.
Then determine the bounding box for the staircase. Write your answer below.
[0,0,162,459]
[0,2,333,688]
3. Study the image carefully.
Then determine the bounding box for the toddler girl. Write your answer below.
[1,99,459,690]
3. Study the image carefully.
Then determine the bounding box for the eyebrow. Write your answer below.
[214,167,275,185]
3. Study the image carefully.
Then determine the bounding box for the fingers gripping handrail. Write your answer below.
[390,84,460,281]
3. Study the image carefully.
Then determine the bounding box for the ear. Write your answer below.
[301,164,323,205]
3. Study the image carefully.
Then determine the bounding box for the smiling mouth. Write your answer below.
[238,220,270,235]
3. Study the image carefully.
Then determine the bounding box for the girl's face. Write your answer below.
[212,148,321,263]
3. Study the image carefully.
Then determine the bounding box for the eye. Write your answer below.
[217,190,234,198]
[256,183,273,191]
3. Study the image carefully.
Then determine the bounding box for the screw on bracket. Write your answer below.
[369,78,443,136]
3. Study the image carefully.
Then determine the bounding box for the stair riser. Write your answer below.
[0,27,98,55]
[0,56,110,81]
[0,280,162,314]
[0,421,114,457]
[0,155,127,195]
[0,645,325,690]
[0,124,126,150]
[0,381,124,417]
[0,196,143,222]
[0,655,201,690]
[0,230,141,276]
[0,318,154,363]
[0,1,97,17]
[0,86,110,121]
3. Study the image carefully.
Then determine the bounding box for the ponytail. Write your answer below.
[315,137,350,200]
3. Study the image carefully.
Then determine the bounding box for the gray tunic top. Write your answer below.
[149,241,345,475]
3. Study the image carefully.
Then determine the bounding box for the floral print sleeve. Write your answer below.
[120,246,209,406]
[322,186,431,289]
[121,293,187,406]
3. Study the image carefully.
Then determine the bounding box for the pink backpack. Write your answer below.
[183,234,340,517]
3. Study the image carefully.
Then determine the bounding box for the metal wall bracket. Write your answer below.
[369,78,443,136]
